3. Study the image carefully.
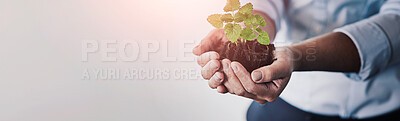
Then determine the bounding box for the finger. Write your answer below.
[222,78,235,94]
[231,62,265,96]
[208,72,224,89]
[197,51,219,67]
[193,29,224,56]
[217,85,228,94]
[251,59,291,83]
[232,61,281,102]
[221,59,261,100]
[221,59,243,95]
[255,100,267,104]
[201,60,221,80]
[223,81,266,103]
[273,76,291,89]
[262,77,291,102]
[223,78,265,102]
[242,92,267,103]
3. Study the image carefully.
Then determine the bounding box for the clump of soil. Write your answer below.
[219,40,275,72]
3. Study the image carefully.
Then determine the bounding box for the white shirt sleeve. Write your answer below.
[242,0,285,31]
[334,0,400,81]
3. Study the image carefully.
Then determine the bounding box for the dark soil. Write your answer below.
[218,40,275,72]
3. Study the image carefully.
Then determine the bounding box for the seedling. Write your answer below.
[207,0,270,45]
[205,0,275,72]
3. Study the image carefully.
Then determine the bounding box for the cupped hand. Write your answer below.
[229,47,295,102]
[193,29,229,93]
[193,29,227,56]
[193,29,264,103]
[193,29,295,104]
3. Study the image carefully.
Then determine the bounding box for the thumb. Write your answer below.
[193,29,225,56]
[193,43,213,56]
[251,60,291,83]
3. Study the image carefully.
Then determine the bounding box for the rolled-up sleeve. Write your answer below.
[334,0,400,81]
[242,0,285,31]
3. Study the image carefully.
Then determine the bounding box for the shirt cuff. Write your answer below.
[333,19,392,81]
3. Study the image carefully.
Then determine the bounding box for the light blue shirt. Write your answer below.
[244,0,400,119]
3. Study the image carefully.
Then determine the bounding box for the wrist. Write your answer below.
[286,46,302,71]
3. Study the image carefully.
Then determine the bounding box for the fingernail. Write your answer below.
[215,73,223,82]
[223,61,229,70]
[194,45,200,49]
[193,45,200,54]
[231,63,238,73]
[217,86,224,93]
[210,53,218,60]
[252,71,262,82]
[210,61,219,70]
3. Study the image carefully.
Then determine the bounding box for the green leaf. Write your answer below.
[255,27,263,33]
[244,14,257,26]
[223,0,240,12]
[224,23,242,43]
[252,26,258,30]
[255,15,267,27]
[221,13,234,22]
[207,14,223,28]
[238,3,253,15]
[257,31,270,45]
[234,12,246,22]
[240,27,256,40]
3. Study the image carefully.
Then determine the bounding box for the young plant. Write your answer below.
[207,0,270,45]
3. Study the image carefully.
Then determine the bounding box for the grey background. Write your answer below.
[0,0,252,121]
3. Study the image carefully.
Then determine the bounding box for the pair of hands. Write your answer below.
[193,29,296,104]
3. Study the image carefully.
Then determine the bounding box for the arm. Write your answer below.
[289,0,400,81]
[289,32,361,73]
[332,1,400,81]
